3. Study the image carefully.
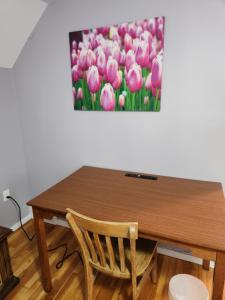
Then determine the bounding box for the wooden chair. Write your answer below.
[66,208,158,300]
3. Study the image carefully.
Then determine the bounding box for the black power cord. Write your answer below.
[7,195,35,241]
[48,243,80,269]
[7,195,82,269]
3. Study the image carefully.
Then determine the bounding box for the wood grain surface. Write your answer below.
[28,166,225,252]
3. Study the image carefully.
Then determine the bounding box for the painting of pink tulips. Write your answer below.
[69,17,165,111]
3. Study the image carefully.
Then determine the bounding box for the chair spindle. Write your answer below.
[93,233,106,267]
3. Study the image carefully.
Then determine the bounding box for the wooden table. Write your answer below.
[28,166,225,300]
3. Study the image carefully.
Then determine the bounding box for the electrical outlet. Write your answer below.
[3,189,10,202]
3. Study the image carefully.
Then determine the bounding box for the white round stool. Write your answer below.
[168,274,209,300]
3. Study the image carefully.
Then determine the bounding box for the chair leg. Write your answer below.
[132,275,137,300]
[151,254,158,284]
[84,265,93,300]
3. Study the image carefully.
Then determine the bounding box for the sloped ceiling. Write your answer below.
[0,0,48,68]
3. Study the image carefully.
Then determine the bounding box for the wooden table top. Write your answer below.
[28,166,225,252]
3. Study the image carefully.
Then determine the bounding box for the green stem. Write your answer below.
[156,88,160,112]
[81,79,86,109]
[132,92,136,111]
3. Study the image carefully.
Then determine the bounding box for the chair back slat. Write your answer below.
[83,230,98,263]
[118,237,126,272]
[93,233,106,267]
[105,236,115,270]
[66,208,138,276]
[68,209,137,238]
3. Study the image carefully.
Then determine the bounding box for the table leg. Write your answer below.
[212,251,225,300]
[203,259,210,270]
[33,208,52,292]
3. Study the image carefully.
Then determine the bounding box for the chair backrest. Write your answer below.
[66,208,138,276]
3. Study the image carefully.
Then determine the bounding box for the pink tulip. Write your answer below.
[144,73,159,97]
[83,29,90,34]
[126,64,143,93]
[140,31,153,52]
[128,22,136,38]
[111,42,120,62]
[72,65,82,82]
[118,23,128,37]
[157,39,163,51]
[78,49,88,70]
[136,20,144,29]
[85,40,92,50]
[112,32,121,44]
[145,72,152,90]
[142,19,149,31]
[101,27,110,36]
[106,56,118,84]
[158,49,164,60]
[103,40,112,59]
[77,87,83,99]
[157,23,164,40]
[78,42,84,50]
[100,83,116,111]
[150,47,157,62]
[157,17,165,26]
[119,49,126,66]
[97,27,110,36]
[119,94,125,107]
[151,86,160,98]
[94,45,103,58]
[71,49,78,66]
[95,34,104,47]
[135,40,150,68]
[136,25,143,37]
[125,49,136,71]
[112,70,122,90]
[124,33,133,52]
[132,38,140,53]
[86,49,96,68]
[87,66,101,93]
[72,40,77,50]
[148,19,156,36]
[88,32,98,49]
[96,50,106,76]
[151,56,162,88]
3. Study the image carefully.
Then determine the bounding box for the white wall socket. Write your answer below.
[3,189,10,202]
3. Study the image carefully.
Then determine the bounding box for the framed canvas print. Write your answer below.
[69,17,165,111]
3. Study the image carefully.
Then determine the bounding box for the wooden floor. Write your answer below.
[4,220,219,300]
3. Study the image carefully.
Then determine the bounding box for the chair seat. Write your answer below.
[90,238,157,279]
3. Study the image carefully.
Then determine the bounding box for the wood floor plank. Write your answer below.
[4,220,222,300]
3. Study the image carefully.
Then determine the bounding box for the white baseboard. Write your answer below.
[44,216,69,228]
[10,210,33,231]
[158,246,214,268]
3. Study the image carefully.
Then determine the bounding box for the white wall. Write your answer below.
[14,0,225,199]
[0,68,30,227]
